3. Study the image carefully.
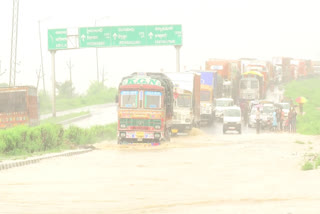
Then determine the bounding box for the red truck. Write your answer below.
[272,57,293,83]
[205,59,240,101]
[117,72,174,144]
[0,86,39,128]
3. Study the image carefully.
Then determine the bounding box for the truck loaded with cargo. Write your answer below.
[165,71,201,134]
[0,86,39,128]
[117,72,173,144]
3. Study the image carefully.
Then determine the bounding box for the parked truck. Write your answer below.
[199,71,216,125]
[0,86,39,128]
[205,59,240,103]
[117,72,173,143]
[272,57,293,83]
[165,72,201,134]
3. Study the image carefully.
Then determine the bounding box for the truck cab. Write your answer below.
[117,73,173,143]
[165,72,201,134]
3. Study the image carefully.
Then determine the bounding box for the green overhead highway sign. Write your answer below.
[48,29,67,50]
[78,25,182,48]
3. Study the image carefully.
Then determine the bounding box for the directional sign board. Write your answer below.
[78,25,182,48]
[48,29,68,50]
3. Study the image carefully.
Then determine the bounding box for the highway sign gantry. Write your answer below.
[48,29,68,50]
[78,24,182,48]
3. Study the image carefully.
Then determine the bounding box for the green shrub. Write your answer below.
[301,161,314,171]
[0,123,117,158]
[315,156,320,169]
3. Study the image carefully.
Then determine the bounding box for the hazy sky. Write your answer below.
[0,0,319,94]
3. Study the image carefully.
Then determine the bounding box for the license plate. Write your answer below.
[172,129,178,133]
[136,132,144,138]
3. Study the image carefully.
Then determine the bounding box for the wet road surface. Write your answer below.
[1,132,320,214]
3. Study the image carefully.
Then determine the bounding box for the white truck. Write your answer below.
[165,72,201,134]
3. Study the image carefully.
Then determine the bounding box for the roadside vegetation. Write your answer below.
[284,77,320,135]
[40,111,90,124]
[39,81,117,114]
[301,153,320,171]
[0,123,117,160]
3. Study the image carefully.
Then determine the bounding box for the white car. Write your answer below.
[223,106,242,134]
[214,98,234,120]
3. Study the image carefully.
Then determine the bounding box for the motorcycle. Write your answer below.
[261,116,273,131]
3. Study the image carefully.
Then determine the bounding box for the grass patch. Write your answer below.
[315,156,320,169]
[301,161,314,171]
[284,78,320,135]
[40,111,89,124]
[294,140,305,144]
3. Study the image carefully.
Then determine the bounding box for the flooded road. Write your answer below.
[1,132,320,214]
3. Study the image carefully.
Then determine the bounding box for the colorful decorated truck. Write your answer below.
[117,73,174,143]
[0,86,39,128]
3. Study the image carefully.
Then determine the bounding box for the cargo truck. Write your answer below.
[0,86,39,128]
[117,72,173,143]
[165,72,201,134]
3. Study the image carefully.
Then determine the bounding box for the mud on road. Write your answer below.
[1,130,320,214]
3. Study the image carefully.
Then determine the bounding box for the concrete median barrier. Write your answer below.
[0,148,93,172]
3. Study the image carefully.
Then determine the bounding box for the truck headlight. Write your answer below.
[154,125,161,129]
[120,124,126,128]
[120,132,126,138]
[154,133,161,139]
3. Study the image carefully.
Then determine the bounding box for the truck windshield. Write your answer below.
[120,91,138,108]
[224,109,240,117]
[200,91,210,101]
[251,80,259,89]
[0,91,27,113]
[216,100,233,107]
[144,91,161,109]
[240,80,249,89]
[177,94,191,108]
[262,105,274,113]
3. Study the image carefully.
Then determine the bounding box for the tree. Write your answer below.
[56,80,75,98]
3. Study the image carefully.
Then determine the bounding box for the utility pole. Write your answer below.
[36,67,41,90]
[9,0,20,86]
[66,58,74,86]
[38,20,46,93]
[95,16,110,83]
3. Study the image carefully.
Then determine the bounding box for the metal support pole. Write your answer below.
[51,51,56,117]
[175,45,181,73]
[96,47,99,82]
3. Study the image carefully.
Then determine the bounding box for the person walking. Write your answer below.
[279,108,285,131]
[256,107,261,134]
[291,108,297,133]
[272,110,278,132]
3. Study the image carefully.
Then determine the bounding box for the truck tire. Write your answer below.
[117,138,122,144]
[165,129,171,142]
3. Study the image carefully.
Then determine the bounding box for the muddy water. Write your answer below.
[1,132,320,214]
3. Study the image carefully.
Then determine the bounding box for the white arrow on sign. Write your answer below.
[81,34,86,42]
[113,33,117,40]
[148,32,153,39]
